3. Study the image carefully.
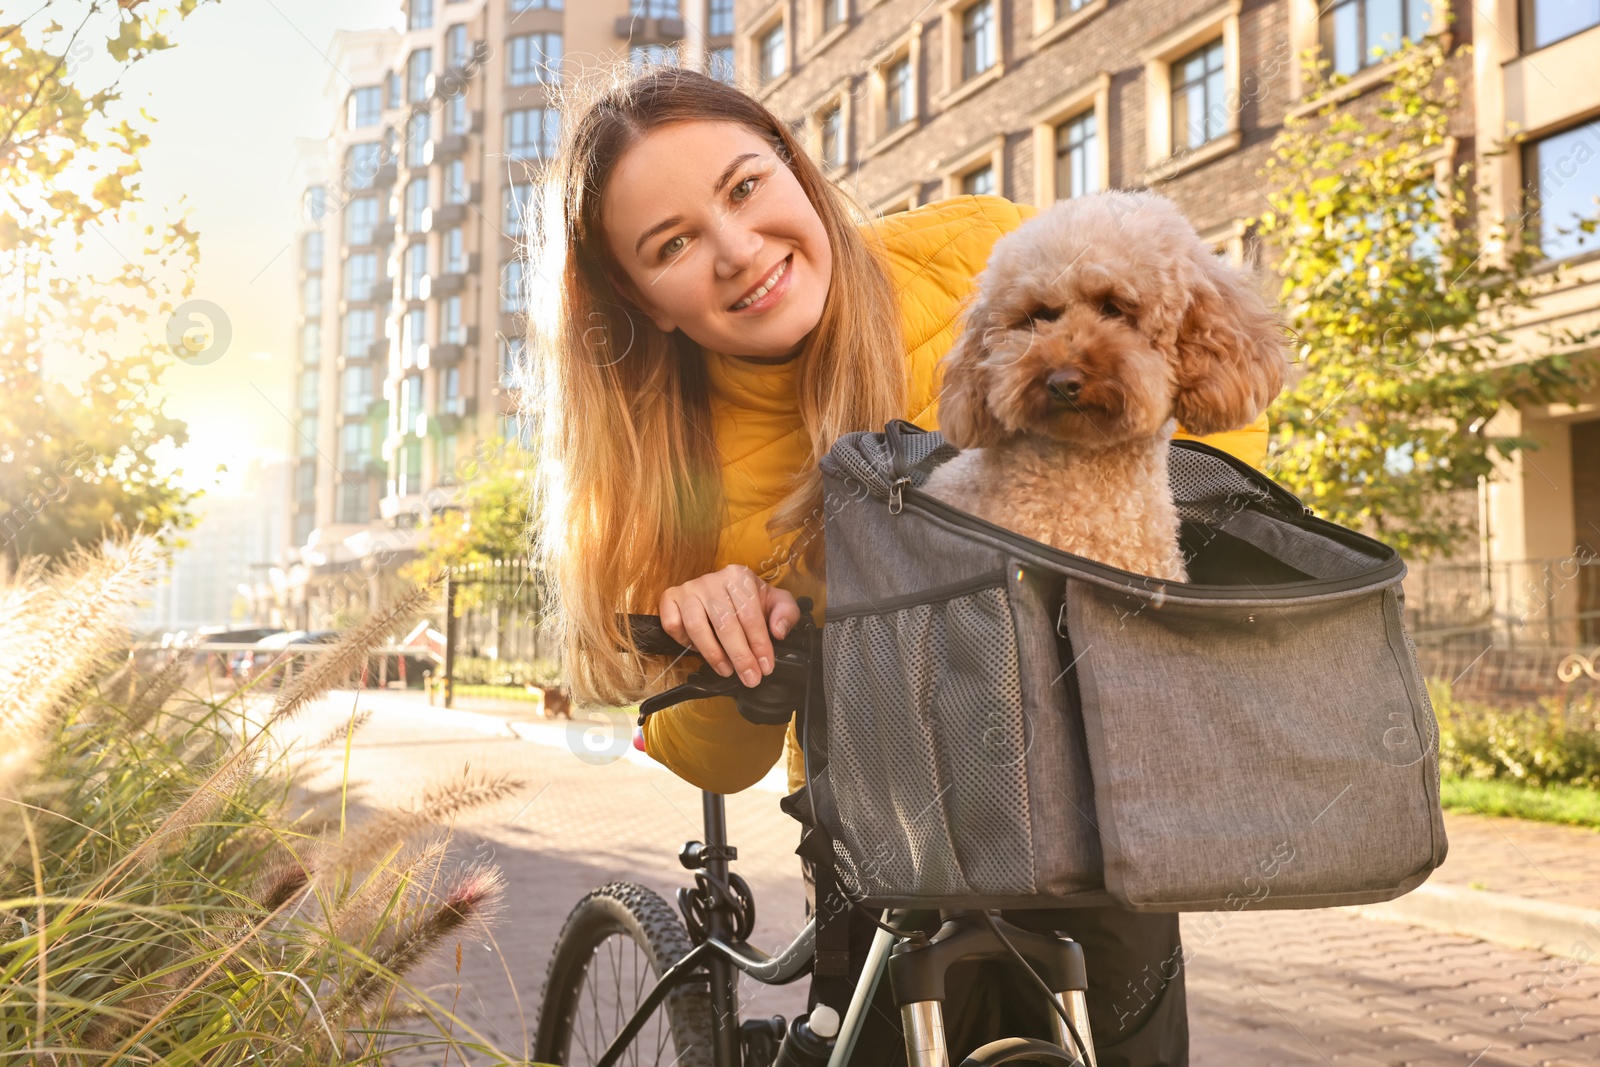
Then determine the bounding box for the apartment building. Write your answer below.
[737,0,1600,647]
[285,1,736,625]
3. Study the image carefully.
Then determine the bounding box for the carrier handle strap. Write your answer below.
[795,611,853,1010]
[883,418,930,515]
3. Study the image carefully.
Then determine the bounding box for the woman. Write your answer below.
[526,66,1266,1066]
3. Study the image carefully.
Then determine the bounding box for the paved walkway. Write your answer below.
[295,690,1600,1065]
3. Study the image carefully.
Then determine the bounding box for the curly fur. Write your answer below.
[923,191,1289,580]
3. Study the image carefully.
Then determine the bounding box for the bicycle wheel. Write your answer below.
[533,881,715,1067]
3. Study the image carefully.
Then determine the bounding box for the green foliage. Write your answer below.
[450,655,563,688]
[1429,676,1600,788]
[1254,34,1600,559]
[1,2,220,566]
[404,438,533,582]
[1439,777,1600,829]
[0,538,523,1063]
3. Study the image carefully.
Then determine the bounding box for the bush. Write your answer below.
[450,655,563,688]
[0,538,525,1063]
[1429,676,1600,788]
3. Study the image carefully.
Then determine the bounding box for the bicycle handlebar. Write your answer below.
[620,600,817,729]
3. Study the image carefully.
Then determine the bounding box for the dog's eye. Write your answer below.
[1026,306,1064,327]
[1099,298,1129,320]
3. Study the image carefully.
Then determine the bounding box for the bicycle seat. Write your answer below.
[622,599,817,728]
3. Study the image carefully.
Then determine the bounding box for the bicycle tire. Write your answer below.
[533,881,715,1067]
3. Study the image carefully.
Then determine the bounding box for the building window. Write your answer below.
[348,86,383,128]
[397,438,424,497]
[445,226,466,273]
[959,163,995,196]
[408,0,434,30]
[302,186,327,224]
[707,45,735,83]
[345,196,379,245]
[961,1,996,81]
[1319,0,1432,77]
[297,416,317,459]
[499,334,525,387]
[630,43,677,70]
[512,0,564,10]
[346,142,382,189]
[443,295,465,344]
[341,364,373,416]
[709,0,734,35]
[401,374,425,436]
[405,177,430,232]
[345,253,378,302]
[885,56,913,131]
[302,231,324,271]
[446,23,468,67]
[1171,39,1226,153]
[407,49,433,103]
[510,32,562,85]
[295,464,316,507]
[302,276,322,317]
[501,259,525,314]
[340,422,373,472]
[405,110,431,167]
[759,22,787,83]
[1055,0,1091,17]
[301,324,321,365]
[506,108,560,162]
[447,94,470,135]
[443,366,462,416]
[402,307,427,368]
[337,481,370,523]
[445,158,469,203]
[404,242,429,300]
[632,0,679,15]
[1521,0,1600,49]
[504,183,535,236]
[299,368,320,412]
[1055,110,1098,199]
[343,310,377,357]
[1523,118,1600,261]
[820,103,844,169]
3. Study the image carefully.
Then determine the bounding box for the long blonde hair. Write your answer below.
[523,67,905,705]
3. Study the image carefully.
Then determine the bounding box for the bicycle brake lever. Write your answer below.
[636,665,746,725]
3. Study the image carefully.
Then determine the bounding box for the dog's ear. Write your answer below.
[1171,253,1288,437]
[936,303,1009,449]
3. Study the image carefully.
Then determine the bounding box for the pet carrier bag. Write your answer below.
[800,419,1447,912]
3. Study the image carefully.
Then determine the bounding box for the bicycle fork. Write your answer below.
[886,914,1096,1067]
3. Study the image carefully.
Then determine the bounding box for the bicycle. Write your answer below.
[531,604,1098,1067]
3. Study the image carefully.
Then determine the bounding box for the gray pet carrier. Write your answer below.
[803,420,1447,912]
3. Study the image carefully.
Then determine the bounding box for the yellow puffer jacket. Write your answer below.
[641,194,1271,795]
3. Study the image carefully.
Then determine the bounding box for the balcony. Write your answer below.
[429,342,462,364]
[615,15,686,40]
[437,252,480,289]
[432,198,473,227]
[373,161,398,186]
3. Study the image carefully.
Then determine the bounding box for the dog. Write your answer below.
[922,190,1288,581]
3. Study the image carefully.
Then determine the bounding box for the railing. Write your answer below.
[1402,557,1600,649]
[440,559,550,707]
[1402,556,1600,703]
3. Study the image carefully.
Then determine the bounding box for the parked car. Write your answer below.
[192,625,286,678]
[243,630,341,686]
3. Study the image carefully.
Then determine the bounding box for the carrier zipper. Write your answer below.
[898,483,1404,602]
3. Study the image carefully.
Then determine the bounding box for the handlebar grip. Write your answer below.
[624,614,694,658]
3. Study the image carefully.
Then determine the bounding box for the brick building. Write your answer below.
[736,0,1600,648]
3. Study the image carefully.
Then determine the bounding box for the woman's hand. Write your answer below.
[659,565,801,688]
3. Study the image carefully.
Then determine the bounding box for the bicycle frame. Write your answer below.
[588,789,1093,1067]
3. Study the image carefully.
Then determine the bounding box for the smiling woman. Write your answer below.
[523,68,906,718]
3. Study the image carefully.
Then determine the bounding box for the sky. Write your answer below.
[41,0,399,497]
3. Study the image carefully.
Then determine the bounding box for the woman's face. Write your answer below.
[599,120,833,361]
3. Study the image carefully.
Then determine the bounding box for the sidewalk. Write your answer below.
[348,687,1600,960]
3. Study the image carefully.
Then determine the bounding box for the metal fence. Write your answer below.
[1402,556,1600,704]
[440,559,552,706]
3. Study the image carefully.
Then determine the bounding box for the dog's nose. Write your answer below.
[1047,369,1084,403]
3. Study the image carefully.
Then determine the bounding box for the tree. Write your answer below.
[1,1,219,568]
[1253,33,1599,560]
[402,437,535,599]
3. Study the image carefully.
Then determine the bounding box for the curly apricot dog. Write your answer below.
[923,190,1288,581]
